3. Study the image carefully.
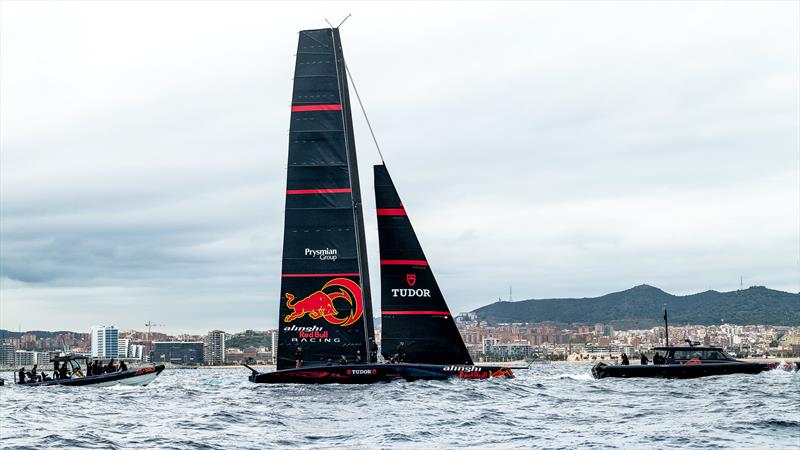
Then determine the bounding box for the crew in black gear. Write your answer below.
[53,361,61,380]
[18,367,26,384]
[394,342,406,363]
[119,361,128,372]
[369,338,378,362]
[28,365,38,382]
[620,353,630,365]
[339,355,348,365]
[640,352,649,365]
[105,359,117,373]
[295,347,304,368]
[59,362,69,379]
[355,350,362,364]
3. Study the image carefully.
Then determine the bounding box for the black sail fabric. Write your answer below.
[374,164,473,365]
[276,29,374,371]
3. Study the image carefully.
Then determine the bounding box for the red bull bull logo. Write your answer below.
[284,277,363,327]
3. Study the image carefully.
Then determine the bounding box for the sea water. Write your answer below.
[1,365,798,449]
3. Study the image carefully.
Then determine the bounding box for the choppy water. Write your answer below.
[1,364,798,449]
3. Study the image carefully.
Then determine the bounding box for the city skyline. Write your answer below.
[2,3,798,333]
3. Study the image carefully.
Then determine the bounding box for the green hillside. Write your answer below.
[472,285,800,327]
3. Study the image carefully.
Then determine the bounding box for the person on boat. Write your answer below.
[653,352,663,365]
[105,359,117,373]
[355,350,362,364]
[18,367,26,384]
[369,338,378,362]
[295,347,304,368]
[395,342,406,363]
[339,355,348,365]
[620,354,630,365]
[59,362,69,379]
[28,365,39,383]
[40,371,49,382]
[119,360,128,372]
[53,361,61,379]
[92,360,101,375]
[640,352,649,365]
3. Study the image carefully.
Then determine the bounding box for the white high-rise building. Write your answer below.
[207,330,226,365]
[118,338,130,358]
[271,331,278,365]
[129,344,145,361]
[91,325,119,358]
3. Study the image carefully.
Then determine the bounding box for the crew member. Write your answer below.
[620,353,630,365]
[53,361,61,380]
[394,342,406,363]
[653,352,663,365]
[18,367,26,384]
[59,362,69,379]
[369,338,378,362]
[355,350,362,364]
[640,352,649,365]
[28,364,39,383]
[105,359,117,373]
[119,360,128,372]
[339,355,348,365]
[295,347,304,368]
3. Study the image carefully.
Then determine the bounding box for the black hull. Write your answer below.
[592,361,800,379]
[248,363,514,384]
[17,365,165,387]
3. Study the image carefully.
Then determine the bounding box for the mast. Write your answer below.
[330,28,375,360]
[275,28,372,370]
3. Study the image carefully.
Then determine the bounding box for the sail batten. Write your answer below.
[374,164,474,365]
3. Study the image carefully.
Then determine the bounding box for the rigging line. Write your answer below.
[344,60,385,163]
[337,13,352,28]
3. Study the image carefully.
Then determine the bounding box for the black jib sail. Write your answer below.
[276,28,374,371]
[374,164,473,365]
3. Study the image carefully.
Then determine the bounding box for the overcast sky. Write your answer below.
[1,1,798,334]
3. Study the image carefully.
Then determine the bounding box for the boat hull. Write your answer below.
[17,365,165,387]
[249,363,514,384]
[592,361,800,379]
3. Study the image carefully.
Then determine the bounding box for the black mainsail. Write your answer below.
[276,28,374,371]
[374,164,473,365]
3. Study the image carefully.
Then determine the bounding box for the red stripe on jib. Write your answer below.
[382,311,451,316]
[286,188,352,195]
[282,273,360,278]
[291,104,342,112]
[376,208,406,216]
[380,260,428,266]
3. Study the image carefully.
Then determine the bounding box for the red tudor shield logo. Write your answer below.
[406,273,416,287]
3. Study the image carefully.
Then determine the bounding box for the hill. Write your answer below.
[471,285,800,328]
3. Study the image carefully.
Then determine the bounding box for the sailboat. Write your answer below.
[247,27,513,384]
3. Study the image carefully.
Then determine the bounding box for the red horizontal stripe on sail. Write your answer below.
[380,259,428,266]
[382,310,451,316]
[282,273,360,278]
[291,104,342,112]
[286,188,351,195]
[376,208,406,216]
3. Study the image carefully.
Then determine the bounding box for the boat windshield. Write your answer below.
[669,349,734,361]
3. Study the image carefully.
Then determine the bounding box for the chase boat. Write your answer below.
[592,345,800,379]
[15,355,165,387]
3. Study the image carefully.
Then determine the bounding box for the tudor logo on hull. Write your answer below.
[284,278,363,327]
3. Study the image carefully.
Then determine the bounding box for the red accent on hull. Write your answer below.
[376,208,407,216]
[382,310,451,316]
[282,273,360,278]
[286,188,352,195]
[291,104,342,112]
[380,260,428,266]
